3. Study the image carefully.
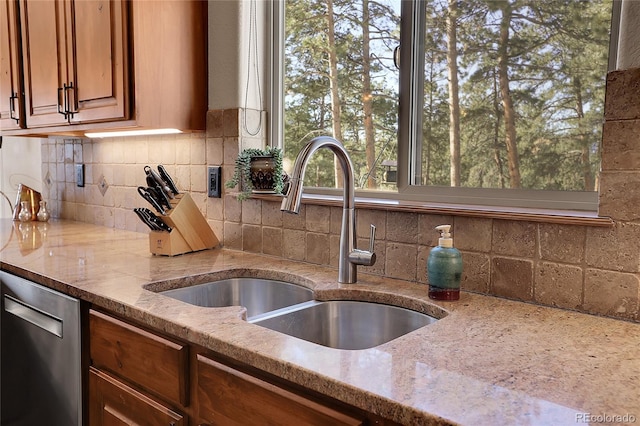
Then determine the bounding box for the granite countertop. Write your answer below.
[1,219,638,425]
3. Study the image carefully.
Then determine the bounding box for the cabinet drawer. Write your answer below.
[89,310,188,407]
[89,367,184,426]
[196,354,363,426]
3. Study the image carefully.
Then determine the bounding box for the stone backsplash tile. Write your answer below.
[261,201,283,227]
[242,224,262,253]
[538,223,586,264]
[224,222,242,250]
[306,205,331,233]
[460,252,490,293]
[601,120,640,171]
[385,242,418,281]
[605,68,640,120]
[262,227,283,258]
[585,223,640,273]
[206,109,224,138]
[454,216,493,252]
[598,171,640,222]
[492,220,536,258]
[416,245,430,284]
[491,257,534,301]
[283,229,306,261]
[241,198,262,225]
[223,194,241,222]
[306,232,330,265]
[584,269,640,320]
[223,108,239,137]
[386,211,418,243]
[534,262,583,310]
[282,204,306,230]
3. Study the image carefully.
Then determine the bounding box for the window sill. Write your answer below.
[251,193,614,227]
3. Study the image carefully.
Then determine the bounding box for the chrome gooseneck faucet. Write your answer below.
[281,136,376,283]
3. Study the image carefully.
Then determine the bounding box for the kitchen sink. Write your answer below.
[250,300,438,350]
[159,278,314,317]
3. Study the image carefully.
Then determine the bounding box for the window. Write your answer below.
[272,0,618,211]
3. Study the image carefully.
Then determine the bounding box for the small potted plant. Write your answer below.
[225,146,284,200]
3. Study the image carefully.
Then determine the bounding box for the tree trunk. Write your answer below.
[574,76,595,191]
[492,68,506,188]
[325,0,344,188]
[498,3,521,188]
[362,0,376,189]
[447,0,461,187]
[425,60,435,185]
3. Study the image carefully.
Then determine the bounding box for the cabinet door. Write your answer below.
[66,0,128,123]
[20,0,128,128]
[19,0,69,127]
[196,355,363,426]
[0,0,23,130]
[89,367,185,426]
[89,310,189,408]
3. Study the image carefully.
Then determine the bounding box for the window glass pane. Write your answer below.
[419,0,613,192]
[279,0,615,210]
[283,0,401,190]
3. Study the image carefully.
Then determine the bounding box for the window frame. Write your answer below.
[270,0,622,213]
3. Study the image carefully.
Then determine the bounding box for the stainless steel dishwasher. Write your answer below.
[1,271,83,426]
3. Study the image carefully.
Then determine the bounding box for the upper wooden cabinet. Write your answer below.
[1,0,207,136]
[0,0,23,131]
[19,0,128,128]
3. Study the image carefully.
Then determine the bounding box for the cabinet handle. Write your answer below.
[57,86,68,118]
[66,81,77,118]
[57,84,75,122]
[9,92,19,124]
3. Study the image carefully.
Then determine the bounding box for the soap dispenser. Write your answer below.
[427,225,463,301]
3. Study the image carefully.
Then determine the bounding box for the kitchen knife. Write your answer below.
[137,186,165,215]
[151,184,172,210]
[133,208,158,231]
[145,166,174,199]
[139,207,172,232]
[158,165,180,195]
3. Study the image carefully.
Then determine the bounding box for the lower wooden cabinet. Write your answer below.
[89,367,185,426]
[196,354,363,426]
[88,309,393,425]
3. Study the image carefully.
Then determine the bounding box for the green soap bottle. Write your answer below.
[427,225,462,301]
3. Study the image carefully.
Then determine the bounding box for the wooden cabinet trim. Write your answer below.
[89,367,185,426]
[196,353,364,426]
[89,309,189,408]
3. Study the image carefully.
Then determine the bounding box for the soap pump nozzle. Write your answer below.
[435,224,453,248]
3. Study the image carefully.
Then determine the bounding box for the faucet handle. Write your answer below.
[349,224,377,267]
[368,224,376,253]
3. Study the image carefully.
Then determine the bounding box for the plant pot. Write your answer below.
[249,156,277,193]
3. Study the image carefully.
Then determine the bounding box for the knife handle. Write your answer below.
[133,208,157,231]
[145,165,174,199]
[140,208,172,232]
[154,184,172,210]
[137,186,165,215]
[158,165,180,195]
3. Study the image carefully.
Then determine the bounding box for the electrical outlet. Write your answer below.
[208,166,221,198]
[75,164,85,187]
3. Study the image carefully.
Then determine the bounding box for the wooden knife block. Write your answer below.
[149,193,219,256]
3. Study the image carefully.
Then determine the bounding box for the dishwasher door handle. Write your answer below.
[4,294,64,338]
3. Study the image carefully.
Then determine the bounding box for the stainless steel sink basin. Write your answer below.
[250,300,438,350]
[159,278,314,317]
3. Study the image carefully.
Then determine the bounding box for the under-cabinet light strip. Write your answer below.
[85,128,182,138]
